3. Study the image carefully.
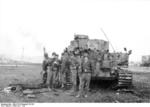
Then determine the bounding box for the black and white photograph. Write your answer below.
[0,0,150,104]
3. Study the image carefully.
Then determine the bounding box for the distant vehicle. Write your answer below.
[141,55,150,67]
[64,34,133,89]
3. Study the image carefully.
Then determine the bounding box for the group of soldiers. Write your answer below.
[41,48,94,98]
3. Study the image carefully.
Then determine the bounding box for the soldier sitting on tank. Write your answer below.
[76,51,94,98]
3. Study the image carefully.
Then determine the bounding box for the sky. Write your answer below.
[0,0,150,62]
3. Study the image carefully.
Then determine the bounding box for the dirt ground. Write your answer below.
[0,65,150,103]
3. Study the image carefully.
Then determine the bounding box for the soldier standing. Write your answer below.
[47,52,58,91]
[51,53,60,88]
[60,51,70,88]
[42,48,51,85]
[76,52,93,98]
[69,52,79,94]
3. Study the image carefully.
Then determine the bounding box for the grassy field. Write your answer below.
[0,65,150,103]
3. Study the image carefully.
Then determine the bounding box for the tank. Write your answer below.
[64,34,133,89]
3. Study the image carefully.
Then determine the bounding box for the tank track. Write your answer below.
[116,68,133,88]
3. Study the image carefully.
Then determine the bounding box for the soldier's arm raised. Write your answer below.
[43,47,46,54]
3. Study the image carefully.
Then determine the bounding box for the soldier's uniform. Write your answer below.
[47,53,60,90]
[60,60,66,88]
[47,65,53,89]
[60,52,70,88]
[51,58,60,88]
[42,53,50,84]
[77,54,93,97]
[74,49,82,91]
[46,58,54,90]
[69,54,79,92]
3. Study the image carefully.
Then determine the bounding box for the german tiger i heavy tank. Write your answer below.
[65,34,132,89]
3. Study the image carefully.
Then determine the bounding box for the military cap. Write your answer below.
[83,52,89,57]
[52,52,57,56]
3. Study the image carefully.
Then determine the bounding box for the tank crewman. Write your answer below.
[60,53,66,88]
[76,52,94,98]
[42,52,50,84]
[47,52,57,91]
[94,51,103,76]
[51,53,61,88]
[60,51,70,88]
[69,52,80,94]
[74,48,82,91]
[60,53,65,88]
[56,54,62,86]
[95,57,101,76]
